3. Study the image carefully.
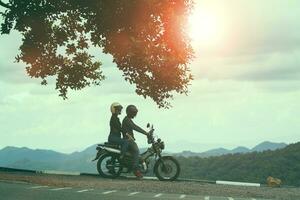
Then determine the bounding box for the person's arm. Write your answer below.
[128,118,148,136]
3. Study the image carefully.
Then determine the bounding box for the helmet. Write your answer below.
[126,105,138,118]
[110,102,123,114]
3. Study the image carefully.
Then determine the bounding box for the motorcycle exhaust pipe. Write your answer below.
[103,147,121,154]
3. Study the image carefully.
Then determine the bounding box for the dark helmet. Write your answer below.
[126,105,138,118]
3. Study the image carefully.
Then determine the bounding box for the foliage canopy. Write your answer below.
[0,0,194,107]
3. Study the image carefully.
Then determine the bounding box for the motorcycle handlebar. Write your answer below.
[147,131,154,144]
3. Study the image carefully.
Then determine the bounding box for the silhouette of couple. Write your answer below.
[108,103,149,178]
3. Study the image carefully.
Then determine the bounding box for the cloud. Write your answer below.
[235,52,300,81]
[192,50,300,84]
[237,64,300,81]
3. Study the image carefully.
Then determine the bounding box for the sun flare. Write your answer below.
[188,8,222,47]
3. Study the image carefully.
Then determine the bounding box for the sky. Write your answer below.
[0,0,299,153]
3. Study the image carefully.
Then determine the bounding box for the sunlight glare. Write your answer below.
[188,8,222,48]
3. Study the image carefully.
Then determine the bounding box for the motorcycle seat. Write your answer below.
[103,142,120,149]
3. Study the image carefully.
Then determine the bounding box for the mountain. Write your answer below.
[231,146,250,154]
[251,141,287,152]
[0,145,97,173]
[0,146,67,166]
[175,141,287,157]
[68,144,98,160]
[201,147,230,157]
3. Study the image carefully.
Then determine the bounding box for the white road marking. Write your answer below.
[228,198,234,200]
[204,196,210,200]
[179,194,186,198]
[30,186,49,189]
[128,192,140,196]
[50,187,72,191]
[251,199,257,200]
[77,189,94,193]
[154,193,162,198]
[102,190,117,194]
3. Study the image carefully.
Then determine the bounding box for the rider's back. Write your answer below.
[110,114,122,137]
[122,116,147,140]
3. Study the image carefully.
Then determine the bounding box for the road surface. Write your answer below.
[0,181,269,200]
[1,171,299,200]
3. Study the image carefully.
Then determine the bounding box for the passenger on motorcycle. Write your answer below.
[108,102,129,161]
[122,105,149,178]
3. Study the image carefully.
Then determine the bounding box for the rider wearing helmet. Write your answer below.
[108,102,128,160]
[122,105,148,178]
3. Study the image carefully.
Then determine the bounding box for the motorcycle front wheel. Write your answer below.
[97,153,122,178]
[154,156,180,181]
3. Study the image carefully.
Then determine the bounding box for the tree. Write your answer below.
[0,0,194,108]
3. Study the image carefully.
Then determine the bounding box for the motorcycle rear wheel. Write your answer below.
[97,153,122,178]
[154,156,180,181]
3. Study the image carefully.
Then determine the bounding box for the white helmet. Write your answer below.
[110,102,123,114]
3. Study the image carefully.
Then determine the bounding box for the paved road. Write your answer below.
[0,181,271,200]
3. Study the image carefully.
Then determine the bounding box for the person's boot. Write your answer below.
[134,170,143,179]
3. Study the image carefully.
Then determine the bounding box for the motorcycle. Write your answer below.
[93,123,180,181]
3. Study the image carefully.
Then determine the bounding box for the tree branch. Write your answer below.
[0,0,12,9]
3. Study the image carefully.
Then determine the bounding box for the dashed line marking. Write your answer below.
[228,198,234,200]
[154,193,162,198]
[50,187,72,191]
[30,186,49,189]
[102,190,117,194]
[77,189,94,193]
[179,194,186,199]
[128,192,140,196]
[204,196,210,200]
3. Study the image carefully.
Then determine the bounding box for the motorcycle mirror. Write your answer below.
[146,123,150,128]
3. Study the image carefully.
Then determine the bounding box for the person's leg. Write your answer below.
[131,141,143,178]
[108,135,128,157]
[120,139,129,157]
[108,135,120,144]
[127,141,142,178]
[130,141,140,171]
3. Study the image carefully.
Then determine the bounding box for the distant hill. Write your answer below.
[174,141,287,157]
[231,146,250,154]
[0,146,67,166]
[177,142,300,186]
[252,141,287,152]
[0,145,98,173]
